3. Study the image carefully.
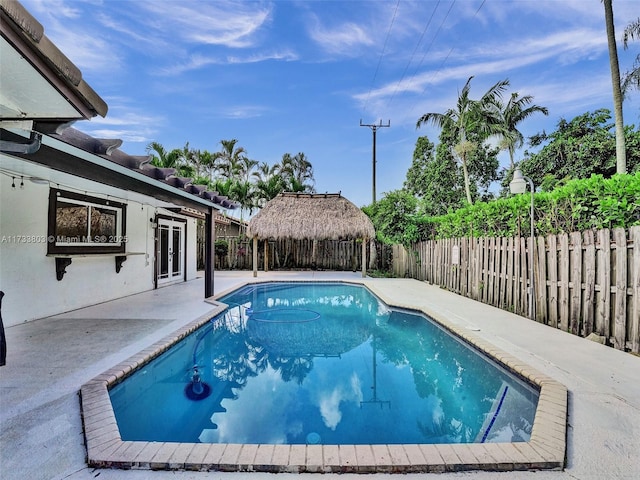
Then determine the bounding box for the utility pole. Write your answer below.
[360,119,390,204]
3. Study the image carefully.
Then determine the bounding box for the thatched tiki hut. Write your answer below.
[247,193,375,277]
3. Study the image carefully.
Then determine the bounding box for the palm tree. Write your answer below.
[236,155,258,183]
[215,139,249,180]
[253,162,284,207]
[622,17,640,96]
[145,141,193,177]
[498,92,548,169]
[181,144,211,180]
[279,152,315,193]
[230,180,256,221]
[146,141,181,168]
[603,0,627,174]
[211,178,234,197]
[416,76,509,204]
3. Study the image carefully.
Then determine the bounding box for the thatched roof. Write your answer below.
[247,193,375,240]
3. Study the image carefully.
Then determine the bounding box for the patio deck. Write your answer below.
[1,271,638,480]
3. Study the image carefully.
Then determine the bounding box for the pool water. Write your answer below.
[109,282,539,445]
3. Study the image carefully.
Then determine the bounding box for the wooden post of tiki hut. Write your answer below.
[247,192,375,277]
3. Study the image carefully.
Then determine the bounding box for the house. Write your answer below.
[0,0,236,326]
[214,212,247,239]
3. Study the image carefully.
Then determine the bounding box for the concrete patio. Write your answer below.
[1,271,638,480]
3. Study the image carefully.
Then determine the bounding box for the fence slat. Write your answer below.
[582,230,596,336]
[487,237,495,305]
[595,229,611,337]
[483,237,491,304]
[569,232,583,336]
[494,237,503,306]
[519,237,528,316]
[547,234,558,328]
[613,228,628,350]
[536,236,548,324]
[559,234,571,331]
[630,226,640,353]
[472,238,480,300]
[513,236,521,315]
[505,237,514,308]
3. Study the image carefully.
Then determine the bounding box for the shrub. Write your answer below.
[415,172,640,240]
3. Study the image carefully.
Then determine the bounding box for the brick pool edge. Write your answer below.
[80,280,567,473]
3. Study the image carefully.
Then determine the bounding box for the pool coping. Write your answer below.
[80,279,567,473]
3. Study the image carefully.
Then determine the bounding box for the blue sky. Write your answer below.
[22,0,640,211]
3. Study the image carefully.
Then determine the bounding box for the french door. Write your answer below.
[157,218,185,286]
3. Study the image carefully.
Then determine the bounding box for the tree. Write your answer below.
[404,136,463,216]
[215,139,249,180]
[279,152,315,193]
[497,92,548,169]
[416,76,509,204]
[211,178,234,197]
[622,17,640,96]
[181,143,213,180]
[363,190,418,245]
[509,109,640,191]
[404,136,436,197]
[230,180,256,220]
[603,0,627,174]
[465,137,501,201]
[145,141,193,177]
[253,162,284,207]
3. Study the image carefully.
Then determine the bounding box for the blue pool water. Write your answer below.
[109,282,539,445]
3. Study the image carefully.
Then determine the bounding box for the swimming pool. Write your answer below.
[81,279,567,473]
[109,282,538,446]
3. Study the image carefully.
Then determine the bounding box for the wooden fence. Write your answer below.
[198,235,392,272]
[392,226,640,353]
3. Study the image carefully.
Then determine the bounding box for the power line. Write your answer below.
[361,0,400,117]
[409,1,456,83]
[383,1,442,112]
[406,0,487,120]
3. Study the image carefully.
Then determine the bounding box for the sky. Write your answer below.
[20,0,640,213]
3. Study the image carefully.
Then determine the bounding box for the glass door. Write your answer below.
[157,218,185,286]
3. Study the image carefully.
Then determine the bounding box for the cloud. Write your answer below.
[220,105,269,120]
[157,49,297,76]
[316,372,363,430]
[227,50,299,64]
[353,27,607,107]
[137,0,273,48]
[76,107,165,146]
[307,14,375,56]
[19,0,122,73]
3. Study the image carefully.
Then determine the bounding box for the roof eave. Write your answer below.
[1,127,227,213]
[0,0,108,119]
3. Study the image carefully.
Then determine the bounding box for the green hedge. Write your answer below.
[416,172,640,240]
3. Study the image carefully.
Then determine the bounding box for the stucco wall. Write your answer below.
[0,165,199,326]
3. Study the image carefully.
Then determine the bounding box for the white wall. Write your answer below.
[0,163,200,326]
